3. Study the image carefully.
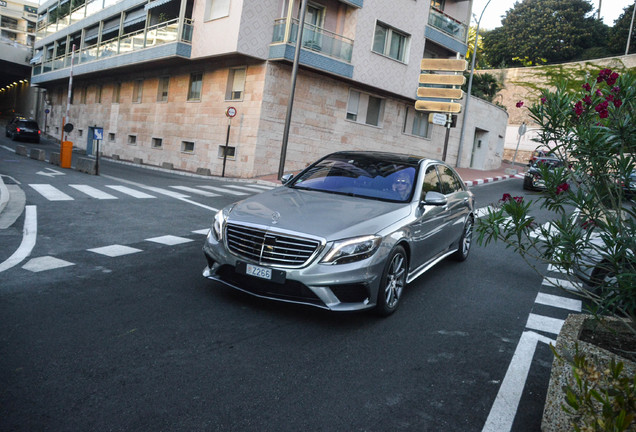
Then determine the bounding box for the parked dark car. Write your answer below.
[5,116,41,143]
[203,151,475,316]
[529,148,555,164]
[523,157,565,191]
[619,170,636,200]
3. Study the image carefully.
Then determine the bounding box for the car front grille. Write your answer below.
[225,223,322,268]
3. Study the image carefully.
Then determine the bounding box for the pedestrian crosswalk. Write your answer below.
[26,182,275,201]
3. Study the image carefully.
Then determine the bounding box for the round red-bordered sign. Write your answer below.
[226,107,237,118]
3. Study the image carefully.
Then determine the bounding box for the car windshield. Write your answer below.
[288,154,418,202]
[17,121,39,129]
[532,159,563,169]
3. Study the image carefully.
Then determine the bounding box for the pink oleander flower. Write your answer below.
[595,101,609,112]
[583,95,593,105]
[582,83,591,91]
[606,72,619,86]
[596,89,603,97]
[516,101,524,108]
[556,183,570,195]
[614,98,622,108]
[599,110,609,118]
[541,97,547,105]
[612,86,621,94]
[501,193,512,202]
[513,196,524,203]
[574,101,584,117]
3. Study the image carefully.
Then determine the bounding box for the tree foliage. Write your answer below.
[462,72,503,104]
[482,0,609,67]
[608,3,636,55]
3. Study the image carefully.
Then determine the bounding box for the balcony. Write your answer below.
[32,18,193,80]
[270,17,354,78]
[428,7,467,42]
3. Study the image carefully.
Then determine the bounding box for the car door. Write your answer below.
[438,165,471,244]
[408,164,450,271]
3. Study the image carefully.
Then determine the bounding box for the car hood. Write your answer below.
[226,186,412,240]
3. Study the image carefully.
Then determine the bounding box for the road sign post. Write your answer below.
[222,107,237,177]
[93,127,103,175]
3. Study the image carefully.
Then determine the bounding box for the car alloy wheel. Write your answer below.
[376,245,407,316]
[452,217,473,262]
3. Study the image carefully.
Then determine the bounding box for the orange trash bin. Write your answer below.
[60,141,73,168]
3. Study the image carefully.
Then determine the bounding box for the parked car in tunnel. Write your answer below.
[5,116,41,143]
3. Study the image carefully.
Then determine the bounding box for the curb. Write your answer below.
[0,176,9,214]
[465,173,524,187]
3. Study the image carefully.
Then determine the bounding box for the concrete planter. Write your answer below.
[542,314,636,431]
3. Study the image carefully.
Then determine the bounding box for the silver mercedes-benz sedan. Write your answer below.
[203,151,475,315]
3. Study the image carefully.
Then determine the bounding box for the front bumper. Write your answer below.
[202,236,386,312]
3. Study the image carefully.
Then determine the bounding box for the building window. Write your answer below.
[113,82,121,103]
[187,72,202,101]
[431,0,445,10]
[133,79,143,103]
[128,135,137,145]
[152,138,163,149]
[205,0,230,21]
[78,129,83,137]
[157,76,170,102]
[96,85,102,103]
[108,133,116,142]
[218,145,236,159]
[403,107,430,138]
[181,141,195,153]
[225,67,245,101]
[346,90,385,127]
[373,22,409,63]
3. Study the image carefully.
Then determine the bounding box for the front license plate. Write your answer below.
[245,263,272,280]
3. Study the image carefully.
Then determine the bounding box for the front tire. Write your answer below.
[451,217,473,262]
[376,245,407,316]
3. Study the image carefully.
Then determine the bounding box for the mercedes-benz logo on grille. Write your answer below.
[271,211,281,225]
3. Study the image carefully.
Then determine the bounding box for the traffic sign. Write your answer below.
[417,87,464,100]
[415,100,462,113]
[429,113,448,126]
[226,107,237,118]
[420,58,467,71]
[93,127,103,140]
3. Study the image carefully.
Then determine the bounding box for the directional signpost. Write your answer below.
[416,58,467,161]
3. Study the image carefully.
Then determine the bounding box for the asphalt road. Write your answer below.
[0,138,581,431]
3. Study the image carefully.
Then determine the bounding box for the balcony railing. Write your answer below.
[428,7,467,42]
[272,17,353,63]
[33,18,193,76]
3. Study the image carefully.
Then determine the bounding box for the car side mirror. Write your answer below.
[281,173,294,185]
[423,191,447,206]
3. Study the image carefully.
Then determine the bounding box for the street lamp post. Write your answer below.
[456,0,492,168]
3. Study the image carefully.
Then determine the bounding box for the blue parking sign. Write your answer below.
[93,127,104,141]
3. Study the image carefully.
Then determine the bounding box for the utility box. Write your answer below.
[60,141,73,168]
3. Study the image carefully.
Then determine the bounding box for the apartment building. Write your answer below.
[30,0,507,177]
[0,0,38,113]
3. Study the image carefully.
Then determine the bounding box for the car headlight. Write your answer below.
[211,206,233,241]
[321,235,382,265]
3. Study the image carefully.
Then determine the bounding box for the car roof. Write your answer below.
[327,151,435,166]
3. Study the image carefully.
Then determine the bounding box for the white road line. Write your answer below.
[482,331,555,432]
[526,313,565,335]
[475,206,493,218]
[198,185,248,196]
[106,185,156,199]
[22,256,74,272]
[87,245,143,257]
[547,264,568,274]
[192,229,210,235]
[29,184,73,201]
[69,184,117,199]
[141,186,190,198]
[541,276,583,292]
[170,186,220,197]
[535,293,582,312]
[0,206,37,273]
[248,184,275,190]
[146,235,194,245]
[224,185,267,193]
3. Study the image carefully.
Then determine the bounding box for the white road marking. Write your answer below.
[225,185,269,193]
[482,331,555,432]
[145,235,193,245]
[248,184,275,190]
[525,313,565,335]
[29,184,73,201]
[0,206,37,273]
[87,245,143,257]
[541,276,583,292]
[22,256,75,272]
[36,168,65,177]
[69,184,117,200]
[106,185,156,199]
[535,293,582,312]
[198,185,248,196]
[192,229,210,235]
[170,186,220,197]
[475,206,493,218]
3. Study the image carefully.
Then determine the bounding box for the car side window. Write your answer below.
[439,166,464,194]
[421,165,442,200]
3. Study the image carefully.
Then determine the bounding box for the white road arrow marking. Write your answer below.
[36,168,65,177]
